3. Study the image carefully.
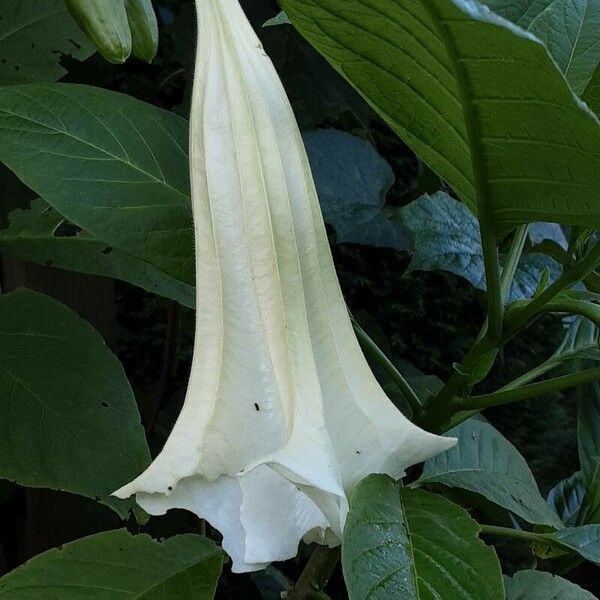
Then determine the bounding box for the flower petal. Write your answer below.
[114,0,455,573]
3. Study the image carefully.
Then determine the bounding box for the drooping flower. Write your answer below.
[114,0,455,573]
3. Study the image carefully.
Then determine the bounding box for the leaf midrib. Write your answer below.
[419,1,486,222]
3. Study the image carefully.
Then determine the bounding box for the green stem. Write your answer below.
[540,297,600,326]
[479,524,548,545]
[481,525,583,575]
[423,1,503,341]
[417,332,495,431]
[460,367,600,411]
[499,356,563,391]
[481,227,504,342]
[420,242,600,432]
[431,224,529,412]
[289,546,340,600]
[504,241,600,340]
[353,320,423,416]
[500,225,529,302]
[565,226,581,267]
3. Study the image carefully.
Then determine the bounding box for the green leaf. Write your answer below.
[510,253,561,300]
[528,222,568,249]
[504,570,596,600]
[399,192,484,283]
[0,199,194,308]
[582,459,600,523]
[553,318,600,366]
[543,289,600,328]
[136,556,222,599]
[304,129,410,250]
[583,62,600,115]
[577,379,600,523]
[578,381,600,479]
[482,0,600,95]
[398,193,562,300]
[0,83,193,285]
[0,530,223,599]
[279,0,600,233]
[551,525,600,565]
[547,472,586,527]
[0,0,94,85]
[0,289,150,516]
[420,418,563,528]
[342,475,504,600]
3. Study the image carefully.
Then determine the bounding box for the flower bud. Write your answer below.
[126,0,159,63]
[65,0,132,64]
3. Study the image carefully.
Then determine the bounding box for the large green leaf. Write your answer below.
[578,381,600,479]
[0,530,223,599]
[0,83,193,284]
[419,418,563,528]
[398,193,562,300]
[0,290,150,516]
[279,0,600,233]
[482,0,600,95]
[578,380,600,522]
[547,472,586,527]
[528,222,568,249]
[504,570,596,600]
[342,475,504,600]
[0,199,194,308]
[551,525,600,565]
[303,128,410,250]
[582,459,600,523]
[0,0,94,85]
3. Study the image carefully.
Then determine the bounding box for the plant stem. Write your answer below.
[504,241,600,339]
[421,226,528,425]
[417,332,495,431]
[289,546,340,600]
[481,227,504,342]
[499,356,562,391]
[500,225,529,302]
[420,242,600,432]
[460,367,600,411]
[479,524,547,545]
[481,525,583,573]
[353,320,423,416]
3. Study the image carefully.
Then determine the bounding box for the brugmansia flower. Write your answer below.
[114,0,454,572]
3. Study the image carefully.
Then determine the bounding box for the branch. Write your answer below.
[480,224,504,342]
[459,367,600,411]
[504,241,600,339]
[479,524,549,545]
[420,242,600,432]
[289,546,340,600]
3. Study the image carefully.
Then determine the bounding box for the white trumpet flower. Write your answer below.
[114,0,455,573]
